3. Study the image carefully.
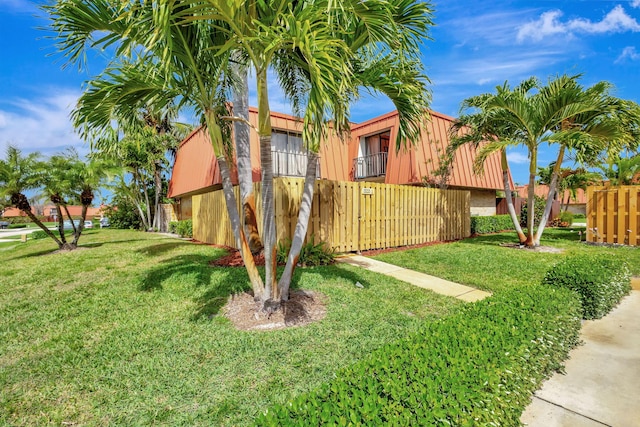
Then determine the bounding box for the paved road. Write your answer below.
[0,227,54,242]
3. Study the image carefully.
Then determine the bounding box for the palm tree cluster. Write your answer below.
[0,145,114,250]
[452,74,640,247]
[45,0,434,310]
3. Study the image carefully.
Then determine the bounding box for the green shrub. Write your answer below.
[542,254,631,319]
[8,216,30,224]
[168,221,179,234]
[276,235,335,267]
[559,211,574,226]
[573,213,586,219]
[31,229,73,240]
[8,224,27,229]
[520,195,546,229]
[175,219,193,238]
[257,286,581,426]
[470,214,515,234]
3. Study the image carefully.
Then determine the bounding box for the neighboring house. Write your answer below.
[168,107,510,218]
[515,185,587,216]
[1,205,107,221]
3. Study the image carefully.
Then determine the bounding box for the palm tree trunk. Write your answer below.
[500,150,526,244]
[257,68,278,305]
[132,173,150,230]
[205,109,265,297]
[535,145,565,245]
[233,63,263,254]
[525,148,537,246]
[152,161,163,231]
[55,202,68,245]
[11,192,63,247]
[63,204,76,236]
[71,203,89,247]
[278,151,318,300]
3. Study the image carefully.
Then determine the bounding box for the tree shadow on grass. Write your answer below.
[136,241,193,256]
[461,233,517,246]
[137,254,252,320]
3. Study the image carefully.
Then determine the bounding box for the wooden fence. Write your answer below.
[586,186,640,246]
[192,177,470,252]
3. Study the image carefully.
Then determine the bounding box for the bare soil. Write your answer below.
[223,290,327,331]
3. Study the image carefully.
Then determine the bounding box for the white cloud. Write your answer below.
[507,152,529,164]
[615,46,640,62]
[0,89,86,158]
[632,0,640,8]
[517,5,640,42]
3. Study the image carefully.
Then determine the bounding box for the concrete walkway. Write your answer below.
[521,282,640,427]
[336,254,491,302]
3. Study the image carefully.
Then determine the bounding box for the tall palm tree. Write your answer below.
[46,0,433,308]
[454,75,640,246]
[599,153,640,185]
[0,146,63,245]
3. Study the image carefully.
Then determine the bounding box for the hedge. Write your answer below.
[31,229,73,240]
[257,286,581,426]
[470,214,515,234]
[542,254,631,319]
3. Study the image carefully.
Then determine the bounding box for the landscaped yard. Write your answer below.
[1,227,636,425]
[374,227,640,293]
[0,229,458,426]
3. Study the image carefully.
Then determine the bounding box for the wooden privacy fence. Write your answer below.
[192,177,470,252]
[586,186,640,246]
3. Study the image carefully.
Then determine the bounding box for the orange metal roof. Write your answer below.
[515,185,587,204]
[350,110,509,190]
[169,108,510,198]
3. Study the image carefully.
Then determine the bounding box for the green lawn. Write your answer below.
[0,230,459,426]
[373,227,640,293]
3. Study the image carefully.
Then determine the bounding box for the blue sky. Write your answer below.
[2,0,640,185]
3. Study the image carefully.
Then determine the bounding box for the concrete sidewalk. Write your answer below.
[336,255,491,302]
[521,283,640,427]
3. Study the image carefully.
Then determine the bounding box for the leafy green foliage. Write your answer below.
[8,224,27,229]
[277,236,335,267]
[31,229,73,240]
[104,196,144,230]
[174,219,193,238]
[257,285,581,426]
[542,254,631,319]
[168,221,179,234]
[470,214,514,234]
[520,195,546,229]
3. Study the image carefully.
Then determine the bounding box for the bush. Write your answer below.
[573,213,586,219]
[257,286,581,426]
[168,221,179,234]
[175,219,193,238]
[104,198,144,230]
[31,229,73,240]
[8,216,30,224]
[470,214,515,234]
[542,254,631,319]
[559,211,574,226]
[8,224,27,229]
[276,235,335,267]
[520,195,546,229]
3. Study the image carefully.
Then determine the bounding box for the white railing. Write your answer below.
[353,152,388,179]
[272,150,321,178]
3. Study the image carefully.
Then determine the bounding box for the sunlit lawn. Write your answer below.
[0,230,459,426]
[373,227,640,293]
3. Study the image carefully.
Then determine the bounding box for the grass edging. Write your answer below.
[257,285,581,426]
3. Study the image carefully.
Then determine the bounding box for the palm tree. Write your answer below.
[0,146,63,245]
[599,153,640,185]
[46,0,433,308]
[454,75,640,246]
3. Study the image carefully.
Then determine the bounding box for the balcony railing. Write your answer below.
[353,152,388,179]
[272,150,321,178]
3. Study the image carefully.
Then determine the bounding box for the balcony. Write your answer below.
[272,150,321,178]
[353,152,388,179]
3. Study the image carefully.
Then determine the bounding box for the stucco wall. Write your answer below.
[470,189,497,216]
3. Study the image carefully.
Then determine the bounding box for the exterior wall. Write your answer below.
[565,204,586,216]
[469,189,497,216]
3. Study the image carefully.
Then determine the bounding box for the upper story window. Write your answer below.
[271,130,304,154]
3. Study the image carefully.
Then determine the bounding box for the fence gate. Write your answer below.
[586,186,640,246]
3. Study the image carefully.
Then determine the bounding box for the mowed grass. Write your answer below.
[374,227,640,293]
[0,230,459,426]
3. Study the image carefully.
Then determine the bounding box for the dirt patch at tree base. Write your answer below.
[499,243,564,253]
[222,290,327,331]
